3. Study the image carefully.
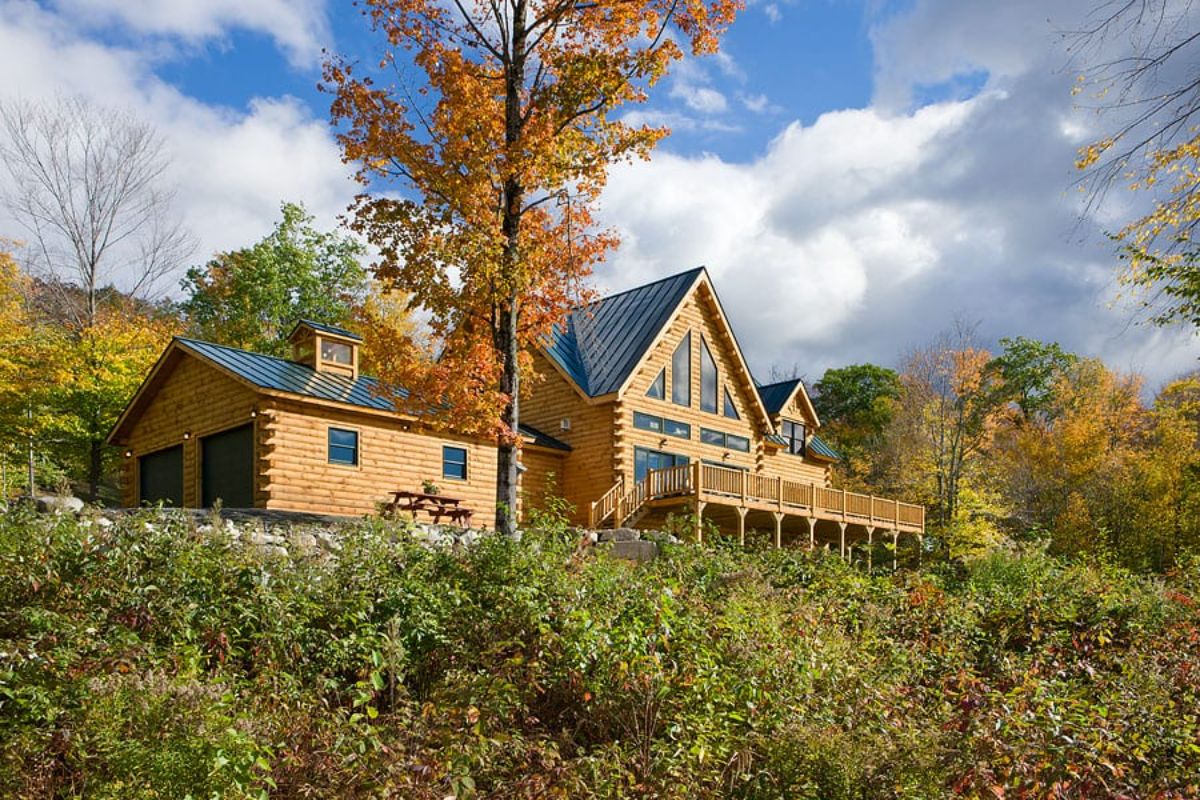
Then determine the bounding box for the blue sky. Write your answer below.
[0,0,1196,386]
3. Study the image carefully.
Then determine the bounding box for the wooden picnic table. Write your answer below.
[389,490,473,526]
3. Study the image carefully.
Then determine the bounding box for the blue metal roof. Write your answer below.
[288,318,363,342]
[175,338,570,451]
[756,379,803,416]
[544,267,704,397]
[807,433,840,460]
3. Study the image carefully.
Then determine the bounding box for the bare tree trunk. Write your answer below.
[494,0,529,536]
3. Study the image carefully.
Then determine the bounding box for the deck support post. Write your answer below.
[866,527,875,572]
[806,517,816,550]
[694,500,706,545]
[892,529,899,572]
[736,506,748,547]
[838,522,847,560]
[773,512,783,549]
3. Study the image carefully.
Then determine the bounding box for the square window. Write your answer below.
[442,445,468,480]
[328,427,359,466]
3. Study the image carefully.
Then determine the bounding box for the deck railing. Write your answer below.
[591,462,925,532]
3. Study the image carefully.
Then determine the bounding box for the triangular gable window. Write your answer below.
[646,368,665,399]
[700,336,718,413]
[723,386,739,420]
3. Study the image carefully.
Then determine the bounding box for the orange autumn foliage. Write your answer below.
[324,0,741,531]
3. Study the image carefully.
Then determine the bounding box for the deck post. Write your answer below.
[866,526,874,572]
[773,511,783,549]
[776,476,783,511]
[694,500,706,545]
[892,529,899,572]
[838,521,847,560]
[736,506,748,547]
[840,487,847,521]
[740,470,747,504]
[894,498,900,527]
[692,461,702,499]
[806,516,816,550]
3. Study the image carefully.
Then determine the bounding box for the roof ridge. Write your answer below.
[756,377,803,390]
[575,265,706,311]
[175,336,315,369]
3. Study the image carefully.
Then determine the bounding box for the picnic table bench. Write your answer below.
[388,490,474,527]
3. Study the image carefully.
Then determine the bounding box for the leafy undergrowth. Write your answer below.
[1,508,1198,799]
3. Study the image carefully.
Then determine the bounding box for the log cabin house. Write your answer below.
[110,269,924,553]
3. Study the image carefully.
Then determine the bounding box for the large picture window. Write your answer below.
[328,428,359,466]
[671,333,691,407]
[634,447,688,482]
[700,337,717,413]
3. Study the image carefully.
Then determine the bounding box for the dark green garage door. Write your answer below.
[138,445,183,506]
[201,424,255,508]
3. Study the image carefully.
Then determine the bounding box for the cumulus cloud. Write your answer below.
[47,0,331,67]
[0,0,356,297]
[596,1,1199,386]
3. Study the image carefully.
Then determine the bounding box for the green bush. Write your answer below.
[1,507,1197,797]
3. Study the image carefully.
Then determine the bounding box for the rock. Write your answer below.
[606,539,659,563]
[597,527,640,543]
[639,529,680,545]
[249,531,285,547]
[290,532,319,553]
[36,495,84,515]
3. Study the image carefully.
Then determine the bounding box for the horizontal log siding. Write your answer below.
[118,355,261,507]
[519,448,567,522]
[263,400,500,519]
[520,351,616,525]
[619,289,762,486]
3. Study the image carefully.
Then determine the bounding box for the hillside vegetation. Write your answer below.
[2,508,1199,799]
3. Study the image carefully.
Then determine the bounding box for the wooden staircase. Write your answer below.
[589,464,694,528]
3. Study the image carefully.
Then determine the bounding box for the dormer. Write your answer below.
[288,319,361,380]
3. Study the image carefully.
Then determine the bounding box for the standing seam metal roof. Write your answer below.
[174,338,571,451]
[544,267,703,397]
[756,378,804,416]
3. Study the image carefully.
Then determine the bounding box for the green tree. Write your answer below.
[812,364,901,492]
[987,336,1078,423]
[181,202,367,357]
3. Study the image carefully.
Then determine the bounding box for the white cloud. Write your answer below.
[47,0,331,67]
[599,40,1199,388]
[764,4,782,24]
[0,0,356,297]
[670,84,728,114]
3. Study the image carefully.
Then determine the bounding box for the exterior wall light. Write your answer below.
[124,450,133,458]
[183,431,192,440]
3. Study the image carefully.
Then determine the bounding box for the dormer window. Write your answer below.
[288,320,362,380]
[781,420,806,456]
[321,340,353,366]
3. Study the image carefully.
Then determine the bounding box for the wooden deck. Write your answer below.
[590,463,925,548]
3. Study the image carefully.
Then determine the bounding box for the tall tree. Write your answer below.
[0,96,193,327]
[325,0,741,534]
[180,202,368,358]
